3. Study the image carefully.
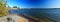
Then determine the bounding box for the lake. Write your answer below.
[9,8,60,22]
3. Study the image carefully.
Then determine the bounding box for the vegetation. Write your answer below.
[0,0,8,16]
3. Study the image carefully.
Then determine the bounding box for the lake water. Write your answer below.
[9,8,60,22]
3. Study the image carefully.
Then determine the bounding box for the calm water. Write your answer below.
[9,8,60,22]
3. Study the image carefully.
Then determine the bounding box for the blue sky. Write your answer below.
[7,0,20,7]
[7,0,60,8]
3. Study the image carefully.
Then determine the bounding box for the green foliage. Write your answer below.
[0,0,8,16]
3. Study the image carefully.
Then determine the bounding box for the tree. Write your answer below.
[13,6,18,8]
[0,0,8,16]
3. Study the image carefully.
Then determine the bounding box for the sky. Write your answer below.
[7,0,60,8]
